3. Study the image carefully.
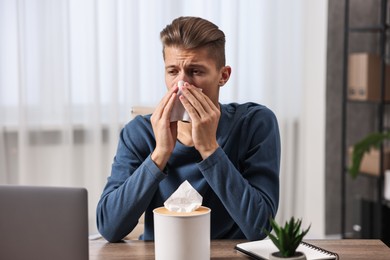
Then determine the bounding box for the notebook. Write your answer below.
[0,185,89,260]
[235,239,339,260]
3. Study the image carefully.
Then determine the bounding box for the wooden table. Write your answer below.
[89,239,390,259]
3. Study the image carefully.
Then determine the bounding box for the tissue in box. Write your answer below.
[164,180,202,213]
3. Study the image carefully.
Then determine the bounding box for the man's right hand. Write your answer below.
[150,86,178,171]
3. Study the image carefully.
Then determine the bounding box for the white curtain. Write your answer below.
[0,0,312,235]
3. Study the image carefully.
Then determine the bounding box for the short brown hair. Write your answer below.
[160,16,226,69]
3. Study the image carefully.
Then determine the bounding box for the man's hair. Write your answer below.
[160,16,226,69]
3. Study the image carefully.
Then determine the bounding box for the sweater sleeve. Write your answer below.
[198,106,280,241]
[96,117,165,242]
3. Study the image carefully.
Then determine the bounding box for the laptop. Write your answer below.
[0,185,89,260]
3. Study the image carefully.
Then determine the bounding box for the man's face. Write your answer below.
[164,46,228,106]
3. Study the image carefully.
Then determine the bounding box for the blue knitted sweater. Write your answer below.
[96,102,280,242]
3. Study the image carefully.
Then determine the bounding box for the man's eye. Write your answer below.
[167,70,178,75]
[192,69,202,75]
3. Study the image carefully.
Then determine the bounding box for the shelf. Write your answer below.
[347,99,390,105]
[348,25,388,33]
[343,167,381,179]
[341,0,388,241]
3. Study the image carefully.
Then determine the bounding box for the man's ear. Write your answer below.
[218,66,231,86]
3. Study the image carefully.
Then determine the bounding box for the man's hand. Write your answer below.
[150,86,178,170]
[179,83,220,159]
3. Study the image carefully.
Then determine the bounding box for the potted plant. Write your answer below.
[263,216,311,260]
[349,131,390,178]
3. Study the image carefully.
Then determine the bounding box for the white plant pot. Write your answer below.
[269,251,307,260]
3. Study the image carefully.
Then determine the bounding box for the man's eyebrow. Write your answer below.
[187,64,208,70]
[165,64,208,70]
[165,65,176,70]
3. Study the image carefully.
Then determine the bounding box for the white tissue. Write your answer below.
[164,180,203,213]
[170,81,202,122]
[170,81,190,122]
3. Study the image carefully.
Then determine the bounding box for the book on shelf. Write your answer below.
[235,239,339,260]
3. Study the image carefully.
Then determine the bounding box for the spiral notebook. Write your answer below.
[235,239,339,260]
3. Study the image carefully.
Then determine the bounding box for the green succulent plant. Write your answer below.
[263,217,311,258]
[349,131,390,179]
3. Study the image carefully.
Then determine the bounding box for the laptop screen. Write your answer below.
[0,185,89,260]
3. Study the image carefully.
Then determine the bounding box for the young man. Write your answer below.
[96,16,280,242]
